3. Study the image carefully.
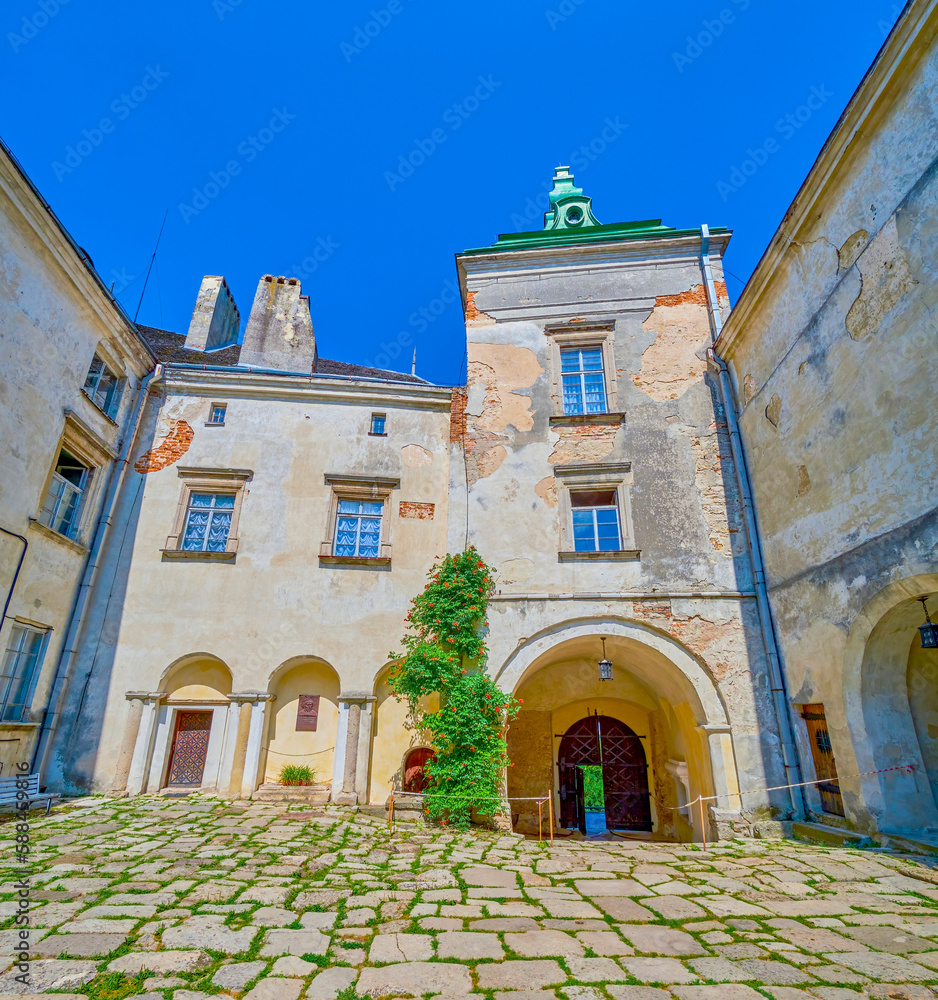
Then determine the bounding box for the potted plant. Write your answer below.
[279,763,316,787]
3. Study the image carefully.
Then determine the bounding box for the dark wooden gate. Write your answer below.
[166,711,213,787]
[558,715,652,832]
[801,704,844,816]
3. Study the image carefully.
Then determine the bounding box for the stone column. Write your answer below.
[697,722,743,842]
[354,698,377,802]
[225,696,256,799]
[241,694,274,799]
[110,693,147,795]
[335,693,375,805]
[125,692,165,796]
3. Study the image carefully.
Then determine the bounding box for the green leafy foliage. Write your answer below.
[279,763,316,784]
[389,548,519,829]
[582,765,605,810]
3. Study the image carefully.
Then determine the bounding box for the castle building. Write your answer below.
[0,0,933,845]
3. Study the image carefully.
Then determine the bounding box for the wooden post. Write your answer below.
[697,796,706,852]
[548,791,554,844]
[389,790,394,836]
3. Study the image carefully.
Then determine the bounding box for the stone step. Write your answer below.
[792,820,867,847]
[252,783,331,803]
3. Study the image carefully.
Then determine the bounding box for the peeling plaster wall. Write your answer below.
[50,378,451,794]
[0,154,152,775]
[451,236,788,826]
[718,18,938,835]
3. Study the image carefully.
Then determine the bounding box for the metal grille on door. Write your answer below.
[166,711,213,786]
[801,704,845,817]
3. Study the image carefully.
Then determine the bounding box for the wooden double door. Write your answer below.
[166,711,213,787]
[558,714,652,833]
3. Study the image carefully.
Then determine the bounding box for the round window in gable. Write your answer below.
[566,206,584,226]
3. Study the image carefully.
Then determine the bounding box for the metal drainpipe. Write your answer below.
[0,527,28,630]
[698,225,806,820]
[32,363,164,784]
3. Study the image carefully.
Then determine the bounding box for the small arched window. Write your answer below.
[403,747,435,793]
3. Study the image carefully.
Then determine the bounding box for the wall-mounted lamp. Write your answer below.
[919,598,938,650]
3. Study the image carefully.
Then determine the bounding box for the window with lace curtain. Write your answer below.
[182,493,236,552]
[334,499,383,558]
[163,467,252,560]
[319,475,398,566]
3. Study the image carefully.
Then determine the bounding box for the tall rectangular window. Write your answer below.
[39,450,90,539]
[0,626,47,722]
[83,354,123,419]
[571,489,621,552]
[182,493,235,552]
[561,346,607,415]
[334,500,383,558]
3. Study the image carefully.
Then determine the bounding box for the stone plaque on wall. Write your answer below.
[296,694,320,732]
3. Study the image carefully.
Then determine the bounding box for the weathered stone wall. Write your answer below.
[0,148,152,775]
[452,232,790,833]
[49,372,451,796]
[717,6,938,835]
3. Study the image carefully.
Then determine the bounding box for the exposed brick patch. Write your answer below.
[653,281,729,308]
[134,420,194,474]
[632,600,672,620]
[399,502,435,520]
[465,291,496,326]
[548,423,617,465]
[450,387,467,443]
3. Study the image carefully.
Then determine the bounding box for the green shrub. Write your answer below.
[279,763,316,785]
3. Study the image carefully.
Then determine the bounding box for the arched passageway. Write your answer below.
[498,620,740,842]
[840,576,938,835]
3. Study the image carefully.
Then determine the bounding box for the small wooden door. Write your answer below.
[166,711,213,787]
[801,704,844,816]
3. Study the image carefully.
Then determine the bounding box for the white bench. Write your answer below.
[0,773,59,814]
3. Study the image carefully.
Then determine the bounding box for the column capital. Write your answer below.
[126,691,166,702]
[696,723,733,737]
[228,692,275,703]
[339,693,377,705]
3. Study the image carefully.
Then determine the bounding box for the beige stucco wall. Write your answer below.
[0,148,152,776]
[717,2,938,836]
[49,371,451,796]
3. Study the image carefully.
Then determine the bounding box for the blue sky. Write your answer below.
[3,0,902,385]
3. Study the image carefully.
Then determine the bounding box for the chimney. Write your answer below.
[239,275,316,373]
[185,276,240,351]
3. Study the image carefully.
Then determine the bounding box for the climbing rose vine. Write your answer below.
[388,548,519,829]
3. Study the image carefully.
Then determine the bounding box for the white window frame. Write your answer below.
[181,492,237,553]
[570,489,622,552]
[560,346,608,416]
[555,462,639,561]
[0,624,48,723]
[83,353,124,420]
[370,413,387,436]
[320,475,399,565]
[547,326,618,418]
[38,451,89,539]
[207,403,227,426]
[164,468,252,560]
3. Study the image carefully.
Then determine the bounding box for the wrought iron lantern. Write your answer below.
[919,598,938,650]
[598,636,613,681]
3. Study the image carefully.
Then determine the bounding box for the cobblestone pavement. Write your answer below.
[4,798,938,1000]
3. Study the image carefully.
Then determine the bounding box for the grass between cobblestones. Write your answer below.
[2,796,938,999]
